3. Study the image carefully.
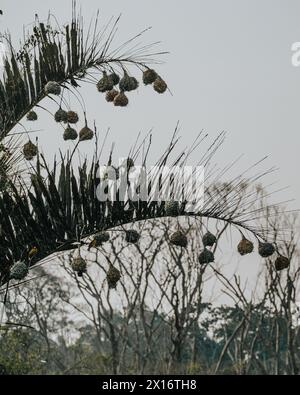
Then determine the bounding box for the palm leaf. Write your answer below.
[0,131,284,286]
[0,8,166,140]
[0,6,288,290]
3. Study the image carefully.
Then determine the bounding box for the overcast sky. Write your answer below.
[1,0,300,210]
[1,0,300,308]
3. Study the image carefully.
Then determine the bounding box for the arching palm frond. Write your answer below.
[0,6,288,289]
[0,8,166,140]
[0,130,284,286]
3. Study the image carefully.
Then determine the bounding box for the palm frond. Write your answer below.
[0,7,166,140]
[0,131,285,286]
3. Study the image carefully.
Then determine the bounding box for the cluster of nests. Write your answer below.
[7,229,140,286]
[169,229,289,271]
[164,201,289,270]
[96,68,167,107]
[67,202,290,290]
[24,82,94,161]
[8,200,291,285]
[23,69,167,161]
[71,229,140,289]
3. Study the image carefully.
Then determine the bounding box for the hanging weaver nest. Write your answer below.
[258,242,275,258]
[79,126,94,141]
[165,201,180,217]
[108,72,120,85]
[237,237,254,256]
[119,72,139,92]
[170,231,188,247]
[114,91,129,107]
[106,89,119,102]
[198,248,215,265]
[23,140,38,161]
[275,256,290,271]
[89,231,110,248]
[63,127,78,141]
[202,232,217,247]
[153,77,167,94]
[26,110,38,121]
[67,111,79,124]
[71,255,87,277]
[54,108,68,123]
[125,230,140,243]
[45,81,61,95]
[143,68,158,85]
[107,263,121,289]
[10,261,29,280]
[97,71,114,92]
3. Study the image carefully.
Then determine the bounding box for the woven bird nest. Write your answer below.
[97,72,114,92]
[26,111,38,121]
[258,242,275,258]
[237,237,254,256]
[202,232,216,247]
[107,264,121,289]
[108,72,120,86]
[170,231,188,247]
[45,81,61,96]
[79,126,94,141]
[153,77,167,94]
[114,91,129,107]
[125,230,140,244]
[143,69,158,85]
[55,108,68,123]
[106,89,119,102]
[67,111,79,124]
[10,261,29,280]
[63,127,78,141]
[71,256,87,276]
[119,72,139,92]
[275,256,290,271]
[23,140,38,161]
[198,248,215,265]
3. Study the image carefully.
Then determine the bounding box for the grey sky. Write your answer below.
[1,0,300,209]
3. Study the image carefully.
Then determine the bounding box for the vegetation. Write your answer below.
[0,4,297,375]
[1,205,299,375]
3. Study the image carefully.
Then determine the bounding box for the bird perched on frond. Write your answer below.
[28,246,38,259]
[88,232,110,250]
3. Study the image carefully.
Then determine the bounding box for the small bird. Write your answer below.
[88,232,110,250]
[88,239,97,250]
[28,246,38,259]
